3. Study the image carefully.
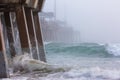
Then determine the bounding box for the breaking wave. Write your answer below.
[45,42,120,57]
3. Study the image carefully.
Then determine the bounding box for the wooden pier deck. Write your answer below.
[0,0,46,78]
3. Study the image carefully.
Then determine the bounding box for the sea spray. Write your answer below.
[106,43,120,56]
[39,67,120,80]
[12,53,69,73]
[2,42,120,80]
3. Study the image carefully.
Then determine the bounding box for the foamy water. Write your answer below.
[2,43,120,80]
[2,57,120,80]
[106,43,120,56]
[39,67,120,80]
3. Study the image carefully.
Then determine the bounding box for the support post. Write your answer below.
[25,8,39,60]
[4,12,16,57]
[15,6,32,56]
[33,12,46,62]
[0,18,9,78]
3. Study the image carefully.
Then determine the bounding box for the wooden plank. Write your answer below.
[0,18,9,78]
[15,6,32,55]
[25,7,39,59]
[25,0,38,8]
[0,0,19,3]
[33,0,44,12]
[0,4,16,12]
[4,12,16,57]
[33,12,46,62]
[0,0,27,4]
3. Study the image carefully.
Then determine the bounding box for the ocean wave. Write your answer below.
[45,42,120,57]
[38,67,120,80]
[4,66,120,80]
[44,41,53,45]
[106,43,120,56]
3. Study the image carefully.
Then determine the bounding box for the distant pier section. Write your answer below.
[0,0,46,78]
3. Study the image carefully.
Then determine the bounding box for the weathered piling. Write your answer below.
[0,0,46,78]
[4,12,16,57]
[25,7,39,59]
[33,12,46,62]
[15,6,32,56]
[0,18,9,78]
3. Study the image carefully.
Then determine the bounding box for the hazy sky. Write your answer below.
[42,0,120,43]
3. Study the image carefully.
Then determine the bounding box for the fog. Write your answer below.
[42,0,120,43]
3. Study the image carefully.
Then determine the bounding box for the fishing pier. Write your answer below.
[0,0,46,78]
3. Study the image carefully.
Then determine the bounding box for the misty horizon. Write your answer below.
[41,0,120,43]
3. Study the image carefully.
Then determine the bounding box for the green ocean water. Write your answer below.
[3,42,120,80]
[42,42,120,80]
[45,42,119,58]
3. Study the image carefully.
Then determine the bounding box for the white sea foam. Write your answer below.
[44,41,52,45]
[106,43,120,56]
[3,67,120,80]
[2,77,29,80]
[3,57,120,80]
[2,43,120,80]
[37,67,120,80]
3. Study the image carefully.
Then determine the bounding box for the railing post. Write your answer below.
[33,12,46,62]
[0,17,9,78]
[15,6,32,57]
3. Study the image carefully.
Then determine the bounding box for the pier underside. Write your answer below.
[0,0,46,78]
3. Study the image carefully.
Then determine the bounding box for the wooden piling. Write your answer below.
[25,7,39,60]
[0,18,9,78]
[33,12,46,62]
[15,6,32,56]
[4,12,16,57]
[0,0,46,78]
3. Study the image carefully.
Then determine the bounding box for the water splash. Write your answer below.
[106,43,120,56]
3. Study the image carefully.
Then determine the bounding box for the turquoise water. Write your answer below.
[45,43,115,58]
[3,42,120,80]
[42,42,120,80]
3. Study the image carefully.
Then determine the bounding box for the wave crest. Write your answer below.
[45,43,120,57]
[106,43,120,56]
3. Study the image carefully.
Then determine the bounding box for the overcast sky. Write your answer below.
[42,0,120,43]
